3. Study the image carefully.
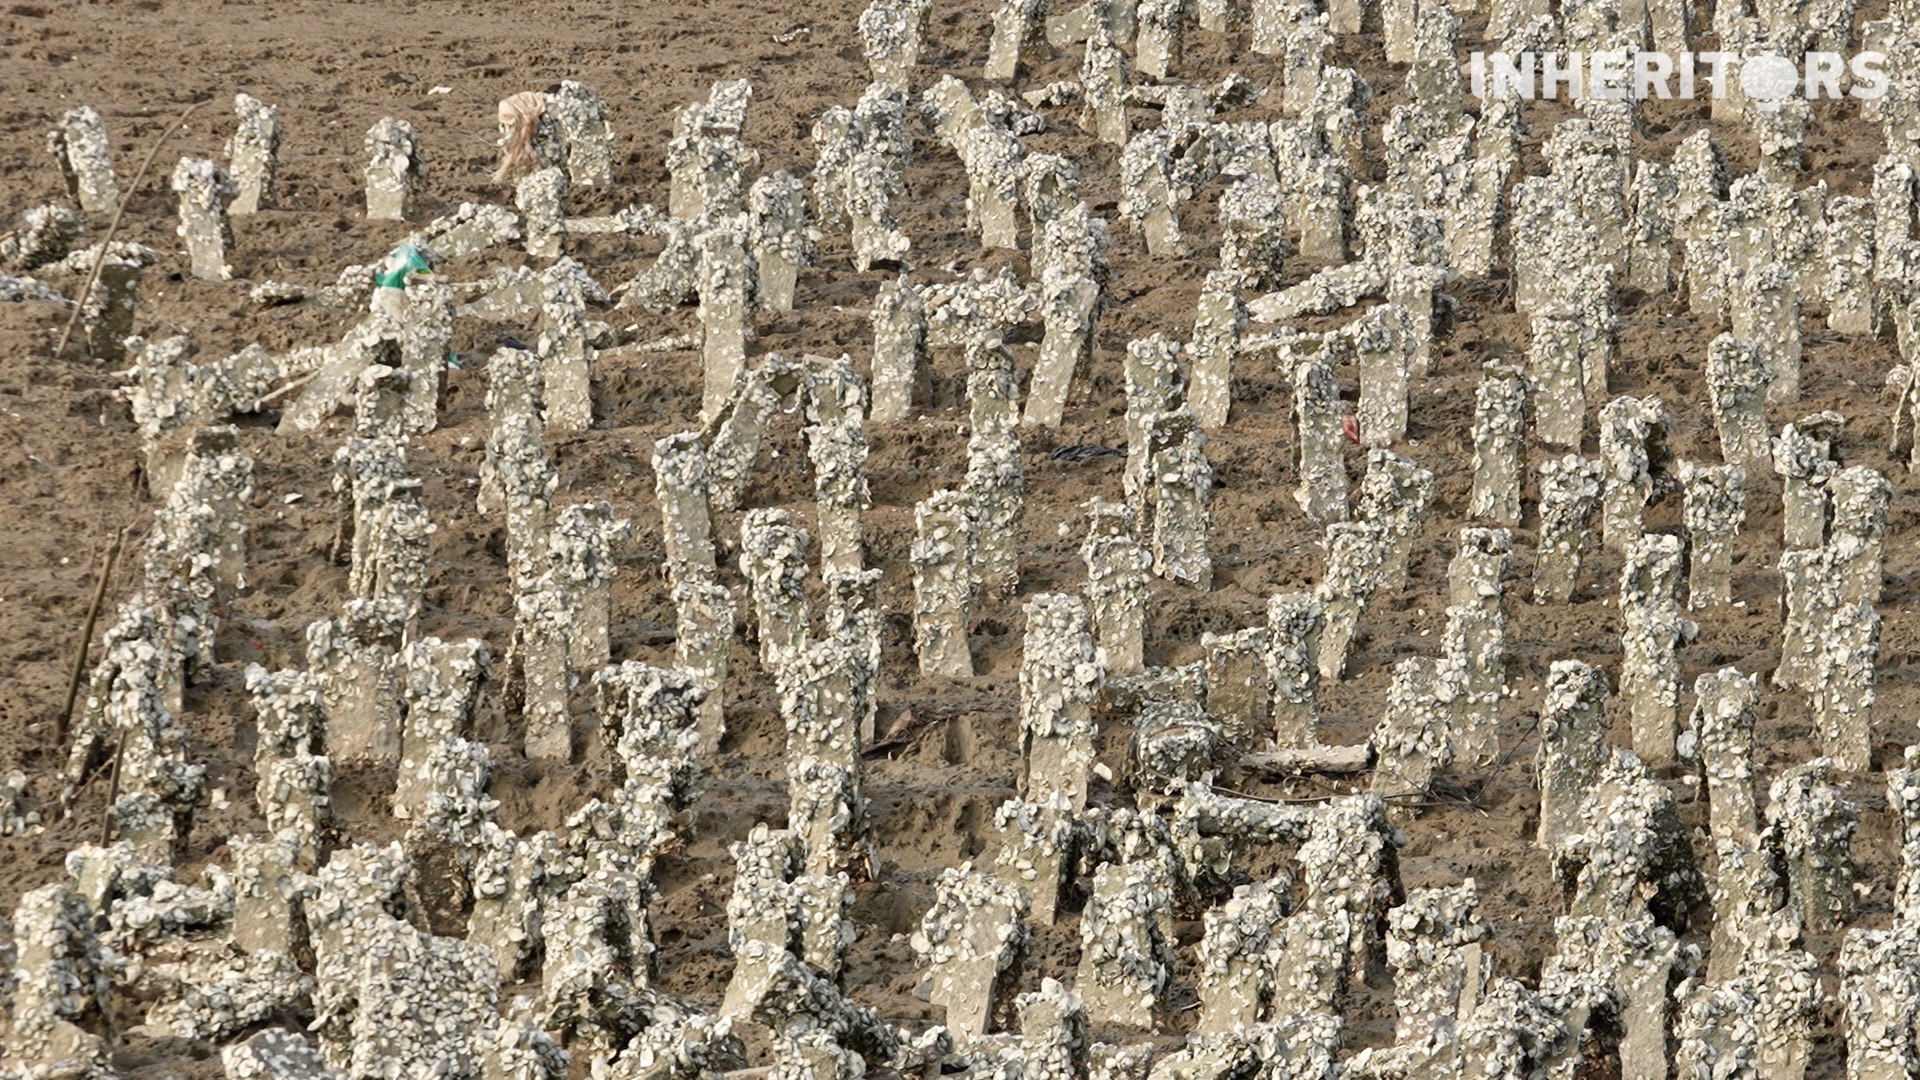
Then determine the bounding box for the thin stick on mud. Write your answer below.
[100,729,127,847]
[53,98,209,361]
[55,525,129,749]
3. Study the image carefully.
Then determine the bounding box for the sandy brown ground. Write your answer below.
[0,0,1915,1076]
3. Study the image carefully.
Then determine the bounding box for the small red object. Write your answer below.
[1341,414,1361,445]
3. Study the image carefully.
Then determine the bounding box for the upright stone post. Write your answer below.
[913,490,975,678]
[1469,362,1526,525]
[809,415,872,577]
[1354,448,1434,591]
[551,80,616,188]
[170,158,237,281]
[870,275,928,424]
[226,93,281,215]
[912,868,1030,1043]
[1704,334,1773,471]
[1316,521,1386,681]
[1079,21,1131,146]
[1598,396,1670,555]
[1371,658,1454,799]
[1766,760,1858,933]
[1678,462,1746,610]
[1619,533,1693,770]
[1020,595,1101,811]
[1123,334,1181,516]
[1831,466,1892,605]
[364,117,422,221]
[1187,271,1244,431]
[741,509,812,674]
[538,259,594,432]
[653,432,717,589]
[1149,411,1213,591]
[698,216,754,424]
[1082,499,1149,674]
[1535,660,1608,849]
[1774,414,1842,551]
[1776,545,1841,696]
[1352,304,1414,448]
[1077,861,1173,1031]
[1530,304,1587,449]
[1265,592,1324,749]
[1815,601,1880,773]
[1443,528,1510,764]
[1293,351,1349,524]
[748,171,813,313]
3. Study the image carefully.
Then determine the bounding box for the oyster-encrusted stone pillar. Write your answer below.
[1316,521,1386,681]
[1293,352,1349,525]
[227,93,281,215]
[1704,334,1773,471]
[1678,462,1746,610]
[1774,414,1842,551]
[1077,861,1174,1030]
[1535,660,1609,849]
[364,117,422,221]
[1619,533,1693,770]
[748,170,813,313]
[1469,362,1526,525]
[1123,334,1181,517]
[652,432,717,593]
[1831,466,1892,606]
[1354,448,1433,591]
[1443,528,1510,764]
[809,415,872,578]
[912,868,1030,1043]
[740,508,811,675]
[1082,499,1149,674]
[913,490,975,678]
[49,106,119,213]
[170,157,237,281]
[1766,760,1858,933]
[1598,396,1670,555]
[1149,411,1213,590]
[1020,594,1102,811]
[870,274,928,424]
[1814,601,1880,773]
[1265,592,1324,749]
[1187,271,1244,431]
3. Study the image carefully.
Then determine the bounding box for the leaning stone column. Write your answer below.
[1678,462,1746,610]
[913,490,975,678]
[1020,594,1101,811]
[1082,499,1149,674]
[49,105,119,213]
